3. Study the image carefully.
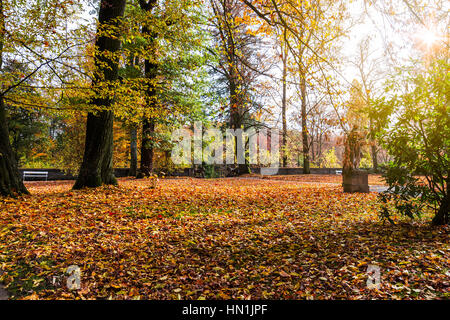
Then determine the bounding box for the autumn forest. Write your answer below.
[0,0,448,303]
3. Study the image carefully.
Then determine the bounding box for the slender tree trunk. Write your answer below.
[318,133,323,161]
[0,1,28,196]
[73,0,126,189]
[138,0,158,178]
[371,144,378,172]
[228,59,248,175]
[124,53,140,177]
[139,118,155,177]
[127,55,139,177]
[138,55,157,178]
[129,125,137,176]
[281,32,288,167]
[300,72,310,174]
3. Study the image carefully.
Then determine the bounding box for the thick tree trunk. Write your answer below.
[73,0,126,189]
[300,73,310,174]
[74,111,117,189]
[432,198,449,225]
[129,126,137,176]
[0,97,28,196]
[432,177,449,226]
[0,2,28,197]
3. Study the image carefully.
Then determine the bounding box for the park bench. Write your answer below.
[23,171,48,181]
[335,170,342,175]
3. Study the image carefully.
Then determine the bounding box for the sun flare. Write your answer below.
[416,28,441,48]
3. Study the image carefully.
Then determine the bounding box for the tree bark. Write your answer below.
[281,32,288,167]
[0,97,29,196]
[432,176,449,226]
[139,118,155,177]
[371,144,378,172]
[432,196,449,226]
[228,50,249,175]
[129,125,138,176]
[137,0,158,178]
[0,1,28,197]
[73,0,126,189]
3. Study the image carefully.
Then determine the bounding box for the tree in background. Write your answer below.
[242,0,349,173]
[278,27,289,167]
[350,38,388,172]
[119,0,145,177]
[209,0,274,174]
[135,0,158,177]
[132,0,208,177]
[321,147,340,168]
[52,113,86,174]
[1,60,50,167]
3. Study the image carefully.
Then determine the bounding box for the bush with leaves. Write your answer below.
[377,58,449,226]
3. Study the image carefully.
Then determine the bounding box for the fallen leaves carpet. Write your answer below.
[0,177,448,299]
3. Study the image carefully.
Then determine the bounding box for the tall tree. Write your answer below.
[135,0,207,176]
[280,28,288,167]
[351,38,385,172]
[0,0,82,196]
[209,0,273,173]
[137,0,158,178]
[0,26,27,195]
[73,0,127,189]
[241,0,349,174]
[0,1,26,196]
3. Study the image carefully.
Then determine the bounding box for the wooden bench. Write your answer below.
[23,171,48,181]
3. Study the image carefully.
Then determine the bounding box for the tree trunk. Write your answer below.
[138,0,158,178]
[126,52,140,177]
[73,0,126,189]
[228,58,249,175]
[300,73,310,174]
[129,125,137,176]
[0,2,28,197]
[139,118,155,177]
[432,177,449,225]
[371,144,378,172]
[0,97,29,196]
[138,57,157,177]
[74,110,117,189]
[432,195,449,226]
[281,32,288,167]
